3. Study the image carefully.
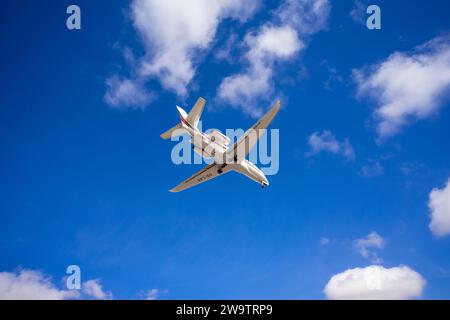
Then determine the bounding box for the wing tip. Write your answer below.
[274,99,281,110]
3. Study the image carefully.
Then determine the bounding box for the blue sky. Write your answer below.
[1,0,450,299]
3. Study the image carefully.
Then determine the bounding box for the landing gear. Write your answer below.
[218,164,227,174]
[234,155,238,162]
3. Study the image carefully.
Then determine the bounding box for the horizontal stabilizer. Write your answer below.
[187,97,206,128]
[160,123,184,140]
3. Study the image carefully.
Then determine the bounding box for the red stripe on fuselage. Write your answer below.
[179,115,193,129]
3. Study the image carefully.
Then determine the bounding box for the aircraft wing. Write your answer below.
[227,100,280,162]
[170,163,230,192]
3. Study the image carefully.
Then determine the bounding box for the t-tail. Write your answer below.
[160,97,206,139]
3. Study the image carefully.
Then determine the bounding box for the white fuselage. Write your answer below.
[183,124,269,187]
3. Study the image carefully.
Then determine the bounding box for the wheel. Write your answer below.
[218,169,223,174]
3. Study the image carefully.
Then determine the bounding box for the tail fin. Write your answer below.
[160,97,206,140]
[160,106,191,139]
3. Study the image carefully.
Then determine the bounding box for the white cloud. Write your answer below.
[214,33,238,63]
[320,238,330,245]
[83,279,112,300]
[359,161,383,178]
[146,288,159,300]
[305,130,355,160]
[428,178,450,237]
[249,26,303,58]
[105,0,259,109]
[321,60,344,90]
[349,0,367,25]
[353,232,385,264]
[275,0,330,36]
[0,269,113,300]
[354,35,450,139]
[324,265,426,300]
[132,0,257,96]
[104,76,155,109]
[218,25,302,117]
[0,269,79,300]
[217,0,330,116]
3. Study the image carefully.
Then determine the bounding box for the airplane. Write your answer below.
[161,97,280,192]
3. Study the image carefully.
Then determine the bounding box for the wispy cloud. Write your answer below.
[353,231,385,264]
[214,33,239,63]
[359,160,384,178]
[305,130,355,161]
[217,0,331,116]
[353,34,450,139]
[320,60,344,90]
[349,0,367,25]
[104,76,155,109]
[83,279,112,300]
[145,288,159,300]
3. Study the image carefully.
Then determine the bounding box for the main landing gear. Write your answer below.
[218,164,227,174]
